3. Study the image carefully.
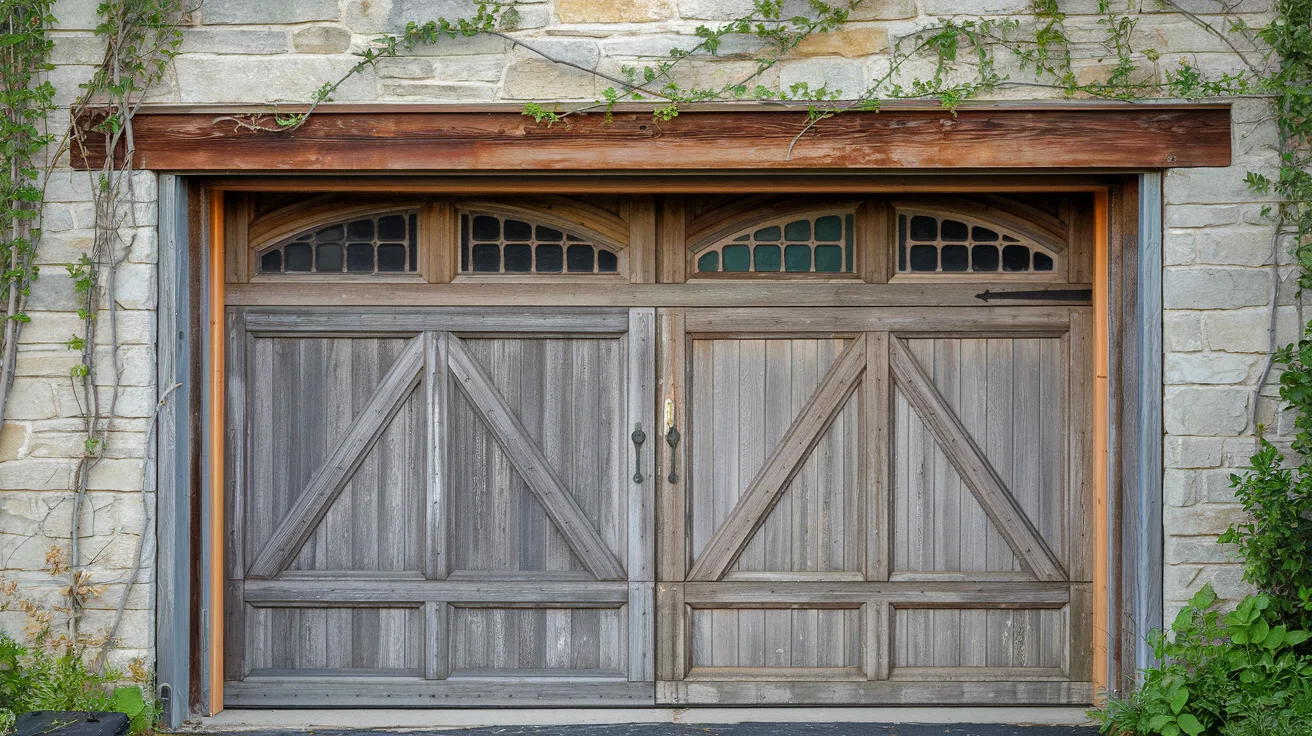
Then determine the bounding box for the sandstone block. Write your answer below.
[293,26,353,55]
[503,58,601,99]
[0,424,29,462]
[792,27,888,58]
[558,0,674,23]
[1164,386,1250,436]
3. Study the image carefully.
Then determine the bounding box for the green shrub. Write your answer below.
[1093,586,1312,736]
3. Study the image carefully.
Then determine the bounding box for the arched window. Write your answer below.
[894,206,1063,276]
[459,211,624,275]
[256,210,419,275]
[693,211,855,275]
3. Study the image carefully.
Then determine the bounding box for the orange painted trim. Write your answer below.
[207,189,226,715]
[1092,189,1110,699]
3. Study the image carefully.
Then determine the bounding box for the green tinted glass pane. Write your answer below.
[754,244,781,271]
[815,244,843,272]
[754,225,781,242]
[784,219,811,241]
[697,251,720,272]
[733,234,750,242]
[845,214,854,272]
[784,244,811,272]
[814,215,843,241]
[898,215,907,270]
[723,244,751,271]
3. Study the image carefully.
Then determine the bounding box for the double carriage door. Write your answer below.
[224,308,656,707]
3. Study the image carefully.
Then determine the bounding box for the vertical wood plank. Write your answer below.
[207,188,226,713]
[223,194,248,284]
[657,309,687,582]
[223,309,246,683]
[655,583,686,682]
[426,601,449,679]
[861,200,889,284]
[628,582,655,681]
[629,196,657,284]
[426,331,449,579]
[426,200,458,283]
[866,332,890,581]
[657,195,687,284]
[629,309,657,581]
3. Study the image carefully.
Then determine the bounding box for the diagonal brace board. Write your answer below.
[247,335,425,579]
[446,334,627,581]
[687,334,868,582]
[888,337,1067,582]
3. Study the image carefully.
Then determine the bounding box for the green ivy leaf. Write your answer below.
[111,686,146,718]
[1176,714,1204,736]
[1169,688,1188,715]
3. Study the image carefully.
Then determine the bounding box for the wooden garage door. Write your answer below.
[223,307,656,707]
[656,307,1093,705]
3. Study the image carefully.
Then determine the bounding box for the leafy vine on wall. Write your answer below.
[0,0,1309,734]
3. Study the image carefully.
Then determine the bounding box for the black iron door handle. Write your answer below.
[666,424,681,484]
[631,424,646,483]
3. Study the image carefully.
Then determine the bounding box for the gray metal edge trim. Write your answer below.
[1135,172,1165,675]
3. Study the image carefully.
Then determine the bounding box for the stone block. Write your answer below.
[1163,228,1195,266]
[87,459,145,492]
[114,263,157,310]
[1164,386,1250,436]
[1163,311,1204,352]
[0,458,78,491]
[376,57,436,79]
[431,56,505,83]
[505,4,551,29]
[180,29,288,55]
[1195,226,1277,266]
[6,380,58,421]
[1166,204,1241,228]
[1165,166,1266,205]
[1164,503,1245,536]
[293,26,354,55]
[780,57,866,97]
[849,0,916,20]
[1204,307,1275,353]
[406,34,510,56]
[1165,436,1225,470]
[558,0,674,22]
[203,0,339,25]
[1163,267,1272,310]
[503,58,602,99]
[343,0,490,34]
[0,424,29,462]
[519,38,601,70]
[920,0,1030,14]
[1163,468,1197,507]
[52,0,102,30]
[1165,537,1240,565]
[174,56,377,103]
[1165,352,1260,385]
[380,82,497,100]
[792,27,889,58]
[1164,562,1249,604]
[34,230,95,267]
[50,35,107,65]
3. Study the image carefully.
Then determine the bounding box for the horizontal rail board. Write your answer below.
[658,679,1093,705]
[678,581,1075,606]
[73,105,1231,171]
[225,678,655,707]
[242,579,632,605]
[239,307,631,333]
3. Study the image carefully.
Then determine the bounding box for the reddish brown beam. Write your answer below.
[71,104,1231,172]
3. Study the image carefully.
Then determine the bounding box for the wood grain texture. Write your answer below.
[659,679,1091,705]
[687,335,867,581]
[888,338,1066,583]
[447,334,626,580]
[73,106,1231,171]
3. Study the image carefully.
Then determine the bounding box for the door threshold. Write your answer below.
[189,707,1096,732]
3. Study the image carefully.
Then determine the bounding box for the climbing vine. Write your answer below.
[0,0,1310,733]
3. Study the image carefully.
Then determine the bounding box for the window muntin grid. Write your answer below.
[257,211,419,275]
[459,213,621,275]
[896,213,1058,275]
[695,212,855,274]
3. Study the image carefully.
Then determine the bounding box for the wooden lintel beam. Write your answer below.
[71,104,1231,172]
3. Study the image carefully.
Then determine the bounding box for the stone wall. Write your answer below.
[1,0,1284,667]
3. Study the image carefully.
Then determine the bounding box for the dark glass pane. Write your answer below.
[909,216,938,241]
[472,243,500,272]
[753,225,781,242]
[1002,244,1031,272]
[1033,252,1054,271]
[567,244,595,272]
[909,244,938,271]
[1002,234,1020,242]
[378,215,406,241]
[260,249,282,273]
[898,215,907,271]
[941,219,969,242]
[733,234,750,242]
[784,244,811,272]
[972,244,1000,271]
[536,225,564,242]
[784,219,811,242]
[409,214,418,272]
[377,243,406,272]
[295,233,313,241]
[597,249,618,272]
[316,243,343,272]
[346,219,374,240]
[814,245,843,272]
[285,243,313,271]
[347,243,373,272]
[460,215,470,271]
[536,244,563,272]
[941,244,969,271]
[697,251,719,272]
[845,214,854,272]
[472,215,500,241]
[971,225,998,242]
[754,244,781,272]
[504,243,532,272]
[722,244,751,272]
[815,215,843,241]
[315,224,343,242]
[566,234,584,241]
[504,219,532,241]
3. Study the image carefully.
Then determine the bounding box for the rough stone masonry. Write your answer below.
[0,0,1287,670]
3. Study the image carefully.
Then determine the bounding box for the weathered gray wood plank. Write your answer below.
[243,307,630,334]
